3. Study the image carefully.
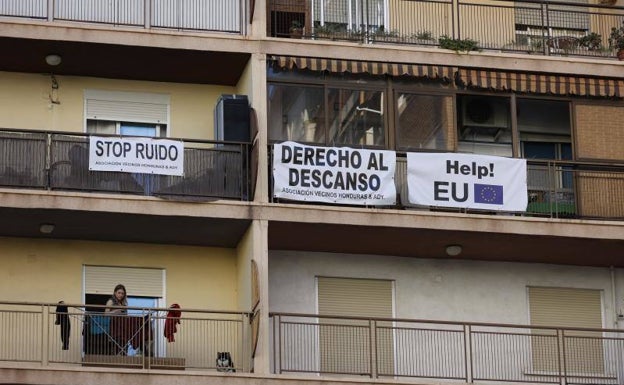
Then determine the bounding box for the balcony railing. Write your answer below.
[271,313,624,384]
[0,129,251,201]
[0,0,245,34]
[268,147,624,220]
[0,301,251,371]
[268,0,624,60]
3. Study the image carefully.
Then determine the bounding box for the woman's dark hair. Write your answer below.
[113,284,127,298]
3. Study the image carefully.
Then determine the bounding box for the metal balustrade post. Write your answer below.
[42,304,49,366]
[464,324,473,383]
[558,329,566,385]
[241,312,248,373]
[369,319,377,378]
[144,0,151,29]
[47,0,54,21]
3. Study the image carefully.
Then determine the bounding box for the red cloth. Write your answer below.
[164,303,181,343]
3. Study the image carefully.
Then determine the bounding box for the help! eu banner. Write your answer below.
[406,152,528,211]
[273,141,397,206]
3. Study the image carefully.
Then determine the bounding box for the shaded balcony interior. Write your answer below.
[267,0,624,60]
[0,37,250,86]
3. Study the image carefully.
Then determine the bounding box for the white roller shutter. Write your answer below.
[84,89,169,124]
[529,287,602,329]
[84,265,164,298]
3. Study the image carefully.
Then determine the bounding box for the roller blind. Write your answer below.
[318,277,393,317]
[84,90,169,124]
[84,265,165,298]
[528,287,603,374]
[529,287,602,328]
[318,277,394,375]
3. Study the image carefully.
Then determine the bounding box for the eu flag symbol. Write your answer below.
[474,184,504,205]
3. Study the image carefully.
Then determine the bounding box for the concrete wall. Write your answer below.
[0,71,236,140]
[269,251,621,327]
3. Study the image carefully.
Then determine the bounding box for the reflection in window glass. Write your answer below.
[327,88,385,147]
[268,84,325,143]
[396,93,450,151]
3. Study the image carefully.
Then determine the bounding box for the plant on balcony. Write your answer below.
[313,23,337,40]
[410,31,436,45]
[438,35,479,53]
[579,32,602,51]
[372,26,401,43]
[289,20,304,39]
[608,21,624,60]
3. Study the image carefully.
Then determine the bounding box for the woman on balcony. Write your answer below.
[105,284,128,314]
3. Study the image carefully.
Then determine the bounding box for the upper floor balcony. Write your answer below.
[0,0,247,35]
[0,129,251,201]
[268,0,624,61]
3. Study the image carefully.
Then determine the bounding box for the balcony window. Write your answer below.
[84,89,170,137]
[268,83,386,147]
[396,93,452,151]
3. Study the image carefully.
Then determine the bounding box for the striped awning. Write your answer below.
[272,55,455,81]
[458,68,624,98]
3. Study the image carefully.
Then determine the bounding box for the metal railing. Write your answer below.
[0,301,250,371]
[268,146,624,220]
[271,313,624,384]
[0,0,245,34]
[0,129,251,201]
[267,0,624,59]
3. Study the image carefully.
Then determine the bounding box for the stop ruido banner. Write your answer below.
[273,141,397,206]
[407,152,528,212]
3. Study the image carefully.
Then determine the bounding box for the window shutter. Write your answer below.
[528,287,603,374]
[84,265,164,298]
[317,277,394,375]
[84,90,169,124]
[529,287,602,328]
[318,277,393,318]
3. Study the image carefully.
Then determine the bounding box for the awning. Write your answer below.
[272,55,456,82]
[458,68,624,98]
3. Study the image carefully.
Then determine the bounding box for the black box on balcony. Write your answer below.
[214,95,250,143]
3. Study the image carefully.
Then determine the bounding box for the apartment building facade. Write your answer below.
[0,1,623,385]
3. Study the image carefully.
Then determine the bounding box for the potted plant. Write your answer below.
[289,20,304,39]
[609,21,624,60]
[438,35,479,53]
[579,32,602,51]
[372,26,401,43]
[313,23,335,40]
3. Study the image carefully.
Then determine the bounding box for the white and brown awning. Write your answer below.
[457,68,624,98]
[271,55,456,81]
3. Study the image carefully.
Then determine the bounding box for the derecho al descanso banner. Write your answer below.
[273,141,397,206]
[407,152,528,211]
[89,136,185,176]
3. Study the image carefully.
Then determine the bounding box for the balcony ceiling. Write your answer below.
[269,221,624,268]
[0,37,250,85]
[0,207,250,247]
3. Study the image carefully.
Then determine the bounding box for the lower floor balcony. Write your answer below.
[271,313,624,384]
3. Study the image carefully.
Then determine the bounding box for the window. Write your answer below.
[396,93,452,151]
[268,83,386,147]
[84,90,170,137]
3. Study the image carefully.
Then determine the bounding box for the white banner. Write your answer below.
[89,136,184,176]
[407,152,527,211]
[273,141,396,206]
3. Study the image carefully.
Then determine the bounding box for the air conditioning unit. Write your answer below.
[461,97,509,128]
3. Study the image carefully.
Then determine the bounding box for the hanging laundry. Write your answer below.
[164,303,181,343]
[55,301,70,350]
